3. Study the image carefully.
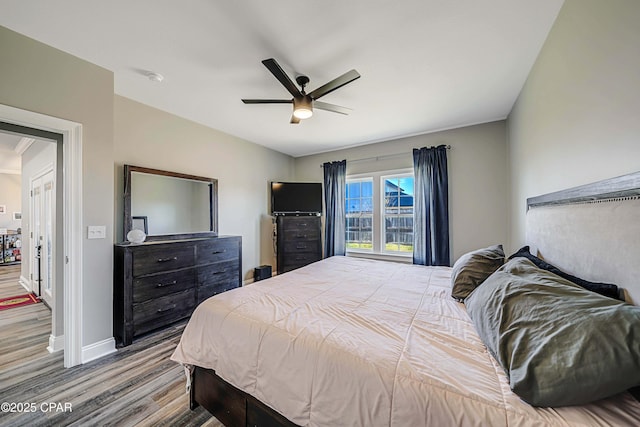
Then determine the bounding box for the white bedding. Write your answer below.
[171,256,640,426]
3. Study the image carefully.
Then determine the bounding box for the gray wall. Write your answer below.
[113,96,295,281]
[507,0,640,250]
[0,25,115,345]
[294,121,509,264]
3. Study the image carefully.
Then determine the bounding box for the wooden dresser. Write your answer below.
[276,216,322,274]
[114,235,241,347]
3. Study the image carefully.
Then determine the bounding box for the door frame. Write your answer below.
[0,104,83,368]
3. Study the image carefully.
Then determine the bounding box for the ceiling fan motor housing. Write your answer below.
[295,75,310,90]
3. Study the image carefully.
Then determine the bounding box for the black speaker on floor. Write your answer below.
[254,265,272,282]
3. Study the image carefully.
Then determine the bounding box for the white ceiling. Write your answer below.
[0,0,564,157]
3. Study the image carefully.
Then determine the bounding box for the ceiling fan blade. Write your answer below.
[262,58,302,98]
[242,99,292,104]
[308,69,361,100]
[290,115,301,124]
[314,101,352,115]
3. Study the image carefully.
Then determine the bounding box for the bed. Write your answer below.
[171,172,640,426]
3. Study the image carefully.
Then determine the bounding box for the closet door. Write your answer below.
[30,169,55,309]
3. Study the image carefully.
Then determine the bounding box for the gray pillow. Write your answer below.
[466,257,640,407]
[450,244,504,301]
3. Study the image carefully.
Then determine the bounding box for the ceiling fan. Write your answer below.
[242,58,361,124]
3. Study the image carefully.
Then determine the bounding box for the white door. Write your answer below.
[30,169,55,309]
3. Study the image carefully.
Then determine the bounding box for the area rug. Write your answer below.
[0,293,40,311]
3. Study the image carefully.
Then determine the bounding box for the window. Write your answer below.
[345,178,373,250]
[382,174,414,253]
[345,171,414,256]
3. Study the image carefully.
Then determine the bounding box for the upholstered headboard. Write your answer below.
[525,172,640,305]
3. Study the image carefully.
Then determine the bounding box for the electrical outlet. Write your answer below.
[88,225,106,239]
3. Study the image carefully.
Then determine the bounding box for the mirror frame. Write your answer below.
[123,164,218,241]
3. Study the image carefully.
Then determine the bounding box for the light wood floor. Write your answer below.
[0,264,222,427]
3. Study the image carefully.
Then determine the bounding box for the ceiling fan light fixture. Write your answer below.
[293,96,313,119]
[293,107,313,120]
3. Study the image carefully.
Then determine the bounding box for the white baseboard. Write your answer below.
[82,337,117,364]
[19,275,31,292]
[47,334,64,353]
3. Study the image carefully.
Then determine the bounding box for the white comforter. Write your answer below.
[171,256,640,426]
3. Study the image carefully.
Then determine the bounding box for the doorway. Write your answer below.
[0,126,60,350]
[0,104,83,368]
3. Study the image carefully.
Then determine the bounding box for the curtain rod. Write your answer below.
[320,145,451,167]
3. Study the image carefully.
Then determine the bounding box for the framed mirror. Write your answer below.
[123,165,218,241]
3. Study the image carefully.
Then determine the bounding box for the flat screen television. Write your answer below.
[271,182,322,215]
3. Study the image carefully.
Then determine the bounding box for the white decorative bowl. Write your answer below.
[126,229,147,244]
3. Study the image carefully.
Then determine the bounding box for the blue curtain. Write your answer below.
[323,160,347,257]
[413,145,450,266]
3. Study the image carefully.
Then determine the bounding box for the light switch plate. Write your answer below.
[88,225,106,239]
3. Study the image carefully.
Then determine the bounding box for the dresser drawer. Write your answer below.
[132,245,194,277]
[133,289,195,336]
[281,227,320,241]
[197,260,240,304]
[279,217,320,231]
[198,260,239,286]
[281,239,321,254]
[132,268,196,303]
[281,252,321,270]
[196,238,240,264]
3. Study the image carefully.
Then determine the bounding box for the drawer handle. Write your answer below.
[295,256,308,261]
[295,234,308,239]
[296,244,307,249]
[212,269,227,275]
[157,256,178,263]
[211,250,226,254]
[156,280,177,288]
[157,304,176,313]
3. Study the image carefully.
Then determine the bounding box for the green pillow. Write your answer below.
[450,244,504,301]
[466,257,640,407]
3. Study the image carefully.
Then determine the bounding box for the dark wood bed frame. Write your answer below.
[190,366,298,427]
[189,171,640,426]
